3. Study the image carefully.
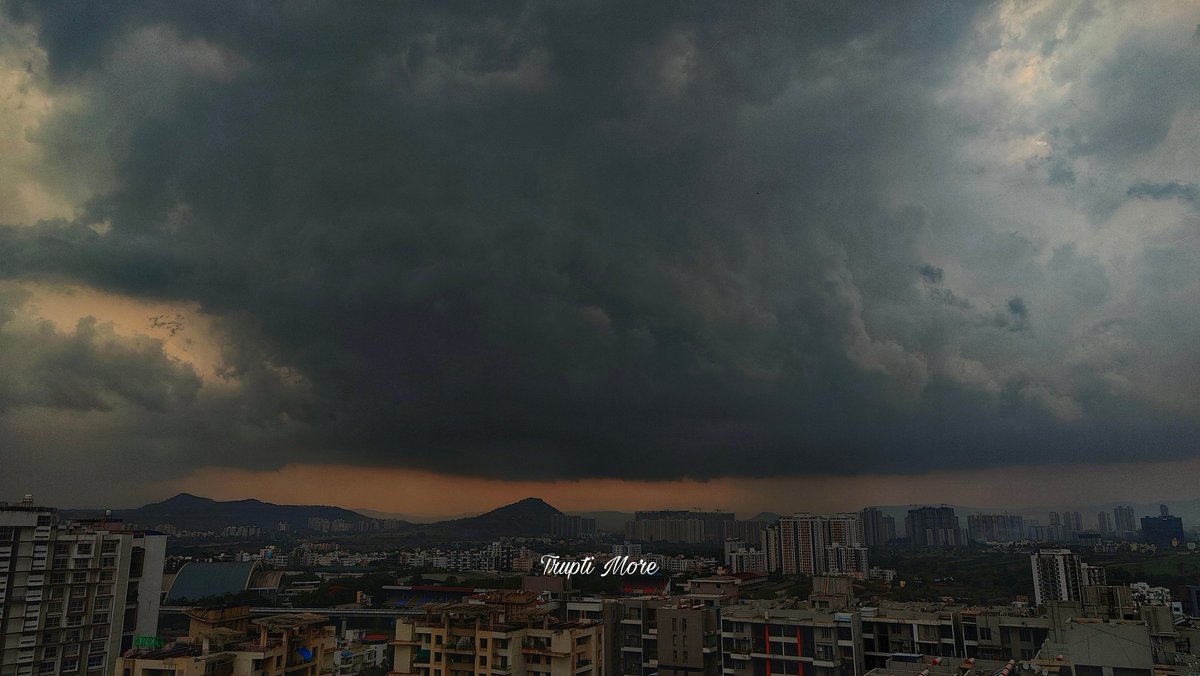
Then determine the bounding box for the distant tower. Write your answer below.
[1161,504,1170,517]
[1114,506,1136,534]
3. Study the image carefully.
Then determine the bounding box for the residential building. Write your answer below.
[724,541,767,575]
[612,543,642,557]
[389,590,603,676]
[116,604,336,676]
[1063,512,1083,532]
[966,514,1025,543]
[905,507,963,548]
[722,520,765,548]
[861,507,897,547]
[629,510,735,544]
[763,514,868,578]
[0,501,166,676]
[549,515,597,540]
[624,519,705,544]
[720,603,863,676]
[959,606,1050,661]
[1114,505,1137,534]
[1030,549,1106,607]
[859,602,963,669]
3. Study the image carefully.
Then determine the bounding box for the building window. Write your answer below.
[100,542,117,554]
[76,544,92,556]
[61,660,78,673]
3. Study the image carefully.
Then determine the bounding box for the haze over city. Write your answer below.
[2,1,1200,515]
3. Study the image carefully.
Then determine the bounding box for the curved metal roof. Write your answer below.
[166,561,260,602]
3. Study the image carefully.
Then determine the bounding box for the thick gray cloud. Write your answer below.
[1,1,1199,498]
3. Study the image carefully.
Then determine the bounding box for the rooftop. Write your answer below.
[252,613,330,629]
[167,561,260,602]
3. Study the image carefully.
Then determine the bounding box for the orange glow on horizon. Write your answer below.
[154,458,1200,518]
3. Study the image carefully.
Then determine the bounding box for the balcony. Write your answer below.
[523,647,569,658]
[443,644,477,654]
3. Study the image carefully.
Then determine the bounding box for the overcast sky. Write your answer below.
[1,1,1199,515]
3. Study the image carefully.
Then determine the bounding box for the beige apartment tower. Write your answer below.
[1,502,166,676]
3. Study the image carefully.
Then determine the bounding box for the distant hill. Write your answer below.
[751,512,782,525]
[355,508,478,524]
[66,493,397,533]
[417,497,562,541]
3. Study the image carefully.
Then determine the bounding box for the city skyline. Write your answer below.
[3,2,1200,509]
[29,474,1196,527]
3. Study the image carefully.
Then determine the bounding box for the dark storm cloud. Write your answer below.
[918,264,944,284]
[1007,297,1029,320]
[1,0,1200,490]
[0,288,200,412]
[1128,181,1198,203]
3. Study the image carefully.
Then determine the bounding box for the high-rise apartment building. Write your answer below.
[1,502,166,676]
[1064,512,1083,532]
[549,514,597,540]
[1030,549,1106,607]
[1114,506,1136,534]
[721,520,764,548]
[861,507,897,546]
[628,513,739,545]
[1097,511,1112,534]
[763,513,868,577]
[966,514,1025,543]
[906,506,963,547]
[624,519,705,544]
